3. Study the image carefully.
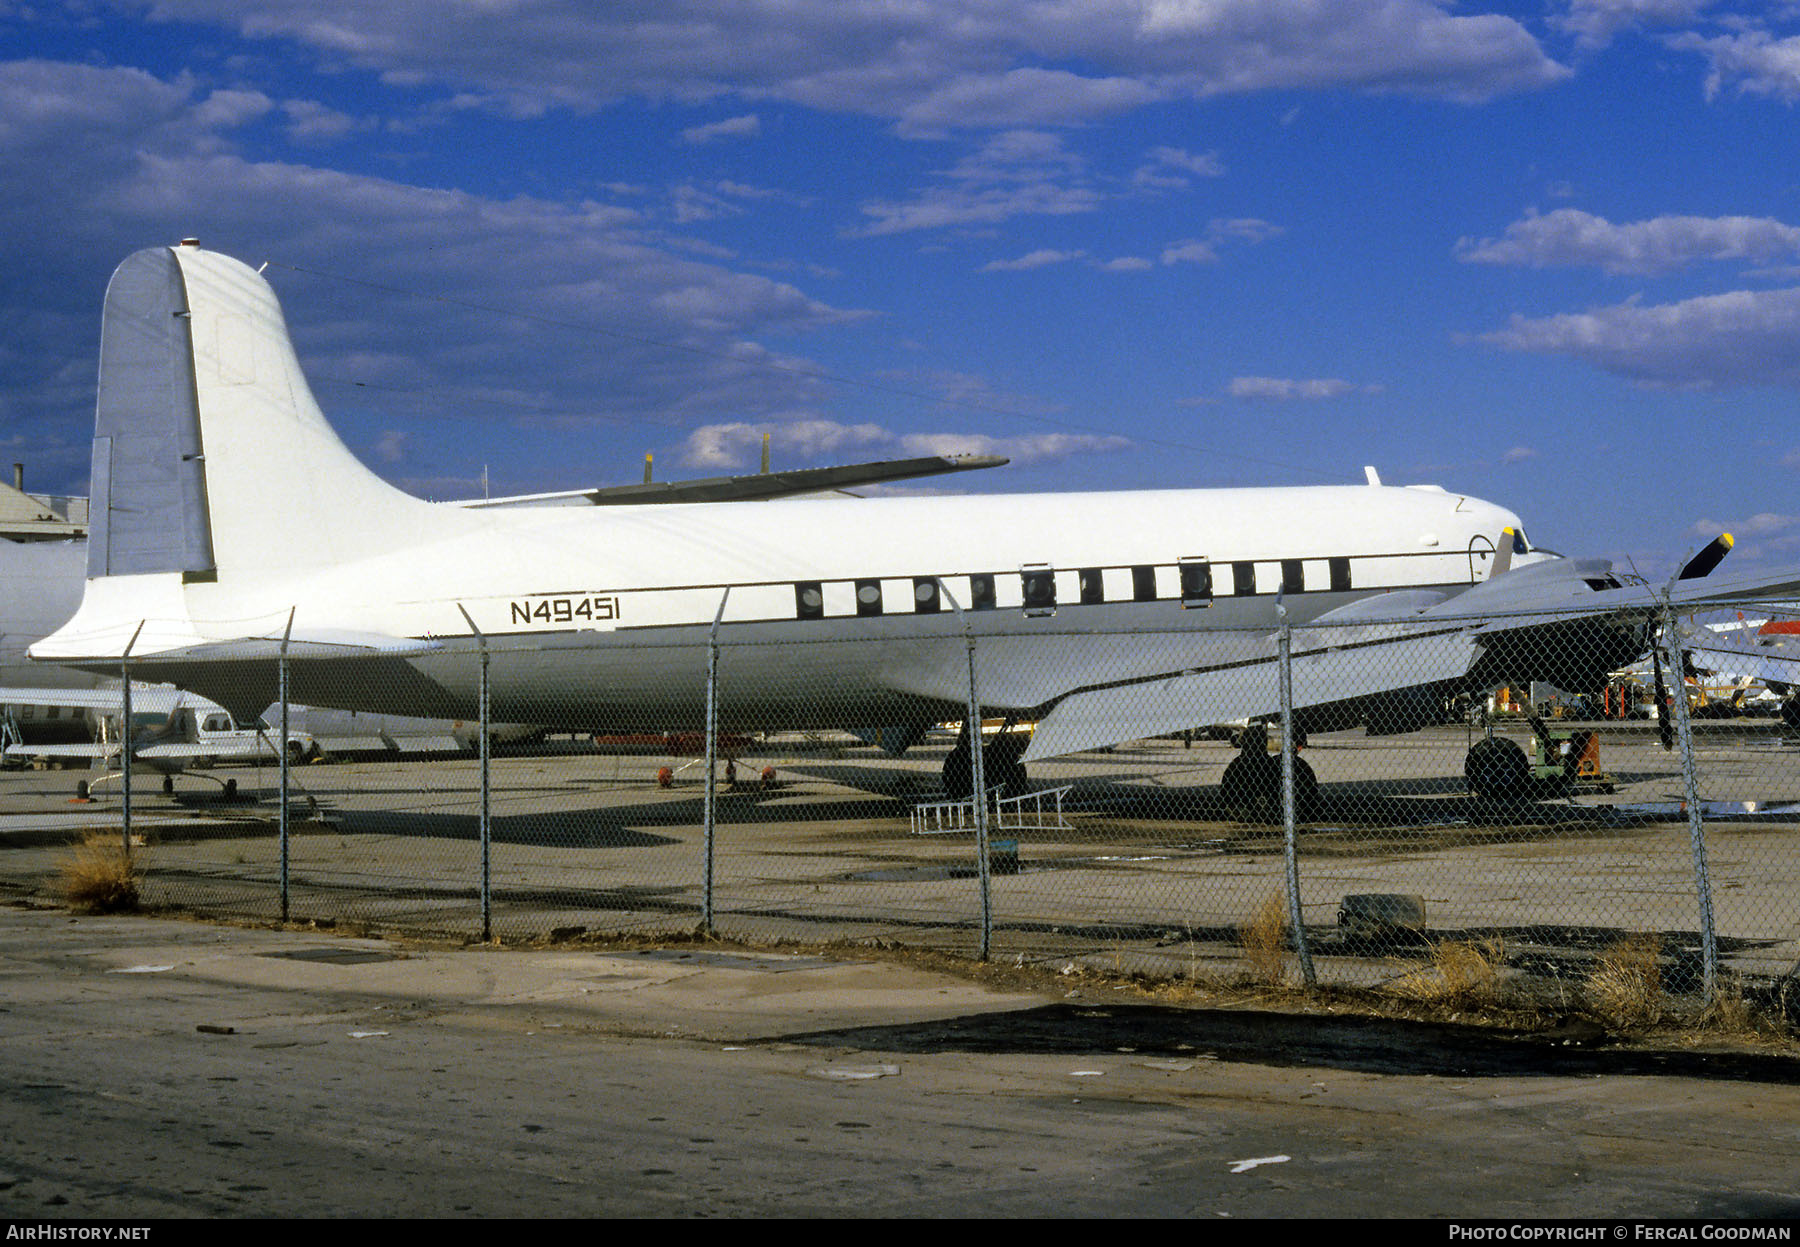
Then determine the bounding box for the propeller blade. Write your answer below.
[1487,527,1515,581]
[1652,642,1674,752]
[1678,532,1734,580]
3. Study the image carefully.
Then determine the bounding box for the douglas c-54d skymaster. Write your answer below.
[28,243,1800,808]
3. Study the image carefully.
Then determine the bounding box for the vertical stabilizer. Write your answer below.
[90,242,441,591]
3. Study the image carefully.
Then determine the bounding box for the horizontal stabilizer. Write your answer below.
[133,630,443,664]
[464,454,1008,508]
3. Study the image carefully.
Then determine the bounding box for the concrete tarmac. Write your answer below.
[2,905,1798,1219]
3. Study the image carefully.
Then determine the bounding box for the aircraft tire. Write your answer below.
[1465,736,1529,802]
[161,775,174,795]
[1293,756,1319,822]
[985,733,1029,798]
[942,730,974,799]
[942,729,1028,800]
[1782,697,1800,732]
[1222,753,1316,824]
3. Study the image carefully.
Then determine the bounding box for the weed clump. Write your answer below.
[1239,893,1291,985]
[1585,932,1663,1029]
[59,833,140,914]
[1387,937,1506,1006]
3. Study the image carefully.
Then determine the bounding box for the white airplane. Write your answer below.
[1680,618,1800,729]
[27,242,1800,808]
[4,683,310,797]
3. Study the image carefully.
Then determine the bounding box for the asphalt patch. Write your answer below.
[782,1003,1800,1083]
[260,947,407,965]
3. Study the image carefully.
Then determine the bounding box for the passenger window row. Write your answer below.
[792,557,1353,619]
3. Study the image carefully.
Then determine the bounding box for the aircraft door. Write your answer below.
[1467,534,1495,583]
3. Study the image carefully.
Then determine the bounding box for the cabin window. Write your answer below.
[1020,565,1056,616]
[855,579,883,617]
[1178,557,1212,608]
[1329,557,1352,592]
[970,573,996,610]
[1079,568,1104,605]
[1281,559,1305,595]
[794,581,824,620]
[912,578,941,613]
[1232,562,1256,597]
[1131,565,1157,602]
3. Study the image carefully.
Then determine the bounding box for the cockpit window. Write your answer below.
[1511,529,1530,554]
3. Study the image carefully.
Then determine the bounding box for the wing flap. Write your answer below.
[1023,629,1479,762]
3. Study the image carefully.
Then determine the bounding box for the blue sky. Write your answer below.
[2,1,1798,579]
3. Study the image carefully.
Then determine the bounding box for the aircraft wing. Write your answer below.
[0,740,270,763]
[1021,627,1479,762]
[130,740,280,761]
[1000,558,1800,763]
[1683,638,1800,687]
[0,685,184,713]
[460,454,1008,508]
[2,742,114,760]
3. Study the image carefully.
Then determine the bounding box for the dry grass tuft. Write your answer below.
[1692,973,1793,1042]
[1239,893,1291,985]
[1387,937,1506,1005]
[1585,932,1663,1029]
[59,832,141,914]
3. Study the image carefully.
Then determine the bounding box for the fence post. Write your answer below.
[1661,604,1718,1000]
[119,621,144,855]
[702,588,731,937]
[1277,610,1316,986]
[279,609,294,922]
[456,606,492,942]
[937,581,991,960]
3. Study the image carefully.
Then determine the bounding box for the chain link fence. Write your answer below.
[5,592,1798,1013]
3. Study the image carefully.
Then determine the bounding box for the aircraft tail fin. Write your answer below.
[88,242,438,589]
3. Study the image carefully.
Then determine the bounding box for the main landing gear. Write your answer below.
[1219,723,1317,824]
[942,718,1029,800]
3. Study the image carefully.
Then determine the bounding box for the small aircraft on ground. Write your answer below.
[2,683,310,798]
[27,243,1800,811]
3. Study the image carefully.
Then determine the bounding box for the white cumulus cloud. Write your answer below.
[124,1,1571,128]
[681,113,761,144]
[1227,377,1379,400]
[1671,26,1800,102]
[679,419,1130,468]
[1479,287,1800,389]
[979,248,1087,272]
[1552,1,1715,49]
[1457,209,1800,275]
